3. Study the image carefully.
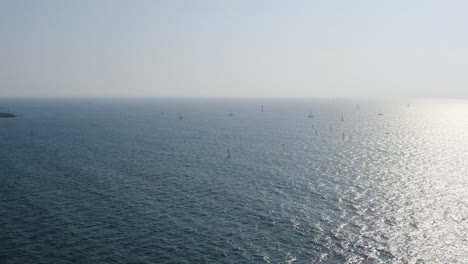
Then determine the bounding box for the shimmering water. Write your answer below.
[1,98,467,263]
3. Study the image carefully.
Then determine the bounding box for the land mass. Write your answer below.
[0,112,16,118]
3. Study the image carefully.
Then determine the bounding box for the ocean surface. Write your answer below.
[1,97,467,263]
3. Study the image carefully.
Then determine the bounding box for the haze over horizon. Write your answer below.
[1,0,468,98]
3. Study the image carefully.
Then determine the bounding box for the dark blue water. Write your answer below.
[1,98,467,263]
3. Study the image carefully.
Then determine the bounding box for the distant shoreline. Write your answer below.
[0,112,15,118]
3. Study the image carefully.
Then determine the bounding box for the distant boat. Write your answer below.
[282,144,286,151]
[341,113,344,122]
[225,148,231,158]
[356,104,360,110]
[228,111,234,116]
[178,113,183,120]
[261,104,264,112]
[377,112,384,116]
[308,113,313,118]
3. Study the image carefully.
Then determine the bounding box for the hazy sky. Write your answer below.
[1,0,468,98]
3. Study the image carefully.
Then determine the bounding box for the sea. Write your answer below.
[0,97,467,264]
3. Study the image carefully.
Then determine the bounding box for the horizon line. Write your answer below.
[0,95,466,100]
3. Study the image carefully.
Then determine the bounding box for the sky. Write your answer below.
[1,0,468,98]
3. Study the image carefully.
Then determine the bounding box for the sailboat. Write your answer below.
[308,113,313,118]
[356,104,360,110]
[261,104,264,112]
[178,113,183,120]
[341,113,344,122]
[228,111,234,116]
[225,148,231,158]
